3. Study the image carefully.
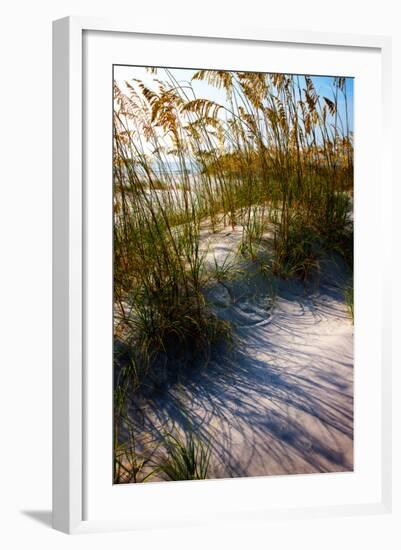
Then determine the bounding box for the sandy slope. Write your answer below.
[125,224,353,479]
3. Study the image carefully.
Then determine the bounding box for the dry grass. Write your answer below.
[113,67,353,481]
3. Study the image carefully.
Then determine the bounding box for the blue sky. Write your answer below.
[114,65,354,135]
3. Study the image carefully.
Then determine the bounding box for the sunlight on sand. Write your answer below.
[122,223,353,479]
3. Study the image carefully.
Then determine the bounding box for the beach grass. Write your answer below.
[113,67,353,481]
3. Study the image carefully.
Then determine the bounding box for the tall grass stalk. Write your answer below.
[113,68,353,390]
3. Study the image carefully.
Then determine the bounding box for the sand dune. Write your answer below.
[123,224,353,479]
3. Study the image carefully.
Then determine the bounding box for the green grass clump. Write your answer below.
[159,431,211,481]
[114,428,160,484]
[114,415,212,483]
[344,283,354,323]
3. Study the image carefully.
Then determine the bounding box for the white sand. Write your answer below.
[125,223,353,479]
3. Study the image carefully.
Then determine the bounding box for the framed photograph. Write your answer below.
[52,16,392,534]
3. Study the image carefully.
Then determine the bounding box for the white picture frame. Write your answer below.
[52,16,392,534]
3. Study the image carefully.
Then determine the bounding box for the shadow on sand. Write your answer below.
[120,256,353,479]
